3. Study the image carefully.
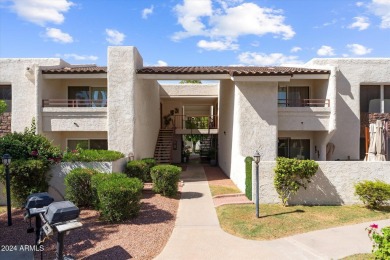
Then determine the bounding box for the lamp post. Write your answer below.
[2,153,12,226]
[253,150,260,218]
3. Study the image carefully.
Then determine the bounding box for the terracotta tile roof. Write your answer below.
[137,66,330,76]
[42,66,107,74]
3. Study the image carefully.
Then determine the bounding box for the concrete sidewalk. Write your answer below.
[156,164,390,260]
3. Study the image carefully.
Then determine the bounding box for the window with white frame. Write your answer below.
[67,139,108,150]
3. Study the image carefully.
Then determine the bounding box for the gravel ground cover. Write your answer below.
[0,191,179,259]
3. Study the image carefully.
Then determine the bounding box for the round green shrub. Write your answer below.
[355,180,390,208]
[91,172,128,209]
[141,158,156,182]
[62,149,124,162]
[64,168,100,208]
[0,159,50,207]
[125,160,148,182]
[97,177,143,222]
[151,165,181,197]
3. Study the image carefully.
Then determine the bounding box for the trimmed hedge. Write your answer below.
[0,159,49,207]
[62,149,124,162]
[355,180,390,208]
[91,172,128,209]
[245,156,253,200]
[64,168,100,208]
[97,176,143,222]
[125,158,156,182]
[151,165,181,197]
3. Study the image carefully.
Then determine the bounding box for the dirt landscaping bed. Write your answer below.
[0,191,179,259]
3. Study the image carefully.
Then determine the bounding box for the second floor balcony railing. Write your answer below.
[278,99,330,107]
[42,99,107,108]
[173,115,218,130]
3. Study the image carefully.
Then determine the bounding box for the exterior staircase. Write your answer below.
[154,129,174,164]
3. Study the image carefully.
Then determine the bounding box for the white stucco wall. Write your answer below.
[218,80,235,177]
[160,84,218,97]
[252,161,390,205]
[46,158,128,202]
[306,59,390,160]
[107,46,142,155]
[134,79,160,159]
[278,107,331,131]
[230,81,278,191]
[0,58,67,133]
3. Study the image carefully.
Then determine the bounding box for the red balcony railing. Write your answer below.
[42,99,107,108]
[278,99,330,107]
[173,115,218,130]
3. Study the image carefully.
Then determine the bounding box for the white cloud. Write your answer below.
[290,46,302,53]
[155,60,168,66]
[238,52,302,66]
[317,45,335,56]
[197,39,239,51]
[142,5,154,19]
[356,2,365,7]
[369,0,390,28]
[58,53,98,61]
[105,29,125,45]
[348,16,370,30]
[45,28,73,43]
[172,0,295,49]
[8,0,73,26]
[172,0,213,40]
[347,43,372,55]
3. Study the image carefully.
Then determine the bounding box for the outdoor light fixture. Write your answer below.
[253,150,260,218]
[2,153,12,226]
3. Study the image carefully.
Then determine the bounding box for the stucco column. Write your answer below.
[107,46,143,155]
[230,81,278,191]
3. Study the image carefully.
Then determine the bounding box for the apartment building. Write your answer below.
[0,46,389,192]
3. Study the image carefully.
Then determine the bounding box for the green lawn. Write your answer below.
[217,204,390,240]
[341,253,373,260]
[0,206,6,214]
[209,185,241,197]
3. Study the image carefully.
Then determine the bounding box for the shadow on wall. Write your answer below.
[289,168,344,206]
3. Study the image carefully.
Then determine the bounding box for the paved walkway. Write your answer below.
[156,164,390,260]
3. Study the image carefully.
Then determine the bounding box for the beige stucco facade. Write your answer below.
[0,47,389,205]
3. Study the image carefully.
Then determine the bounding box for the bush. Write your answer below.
[125,160,148,181]
[141,158,157,182]
[151,165,181,197]
[274,157,318,206]
[0,120,62,162]
[97,177,143,222]
[64,168,100,208]
[245,156,253,200]
[367,224,390,259]
[91,172,128,209]
[355,180,390,208]
[62,149,124,162]
[0,159,49,207]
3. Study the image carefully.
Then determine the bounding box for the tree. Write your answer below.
[179,80,202,84]
[184,134,201,152]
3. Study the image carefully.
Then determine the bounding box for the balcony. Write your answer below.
[41,99,107,132]
[172,115,218,134]
[278,99,331,131]
[278,99,330,107]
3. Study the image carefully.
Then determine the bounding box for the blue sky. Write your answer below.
[0,0,389,66]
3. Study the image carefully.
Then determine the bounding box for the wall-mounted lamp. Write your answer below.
[128,152,134,161]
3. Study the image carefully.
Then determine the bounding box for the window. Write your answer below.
[0,85,11,112]
[67,139,108,150]
[68,86,107,107]
[278,86,309,107]
[278,138,310,159]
